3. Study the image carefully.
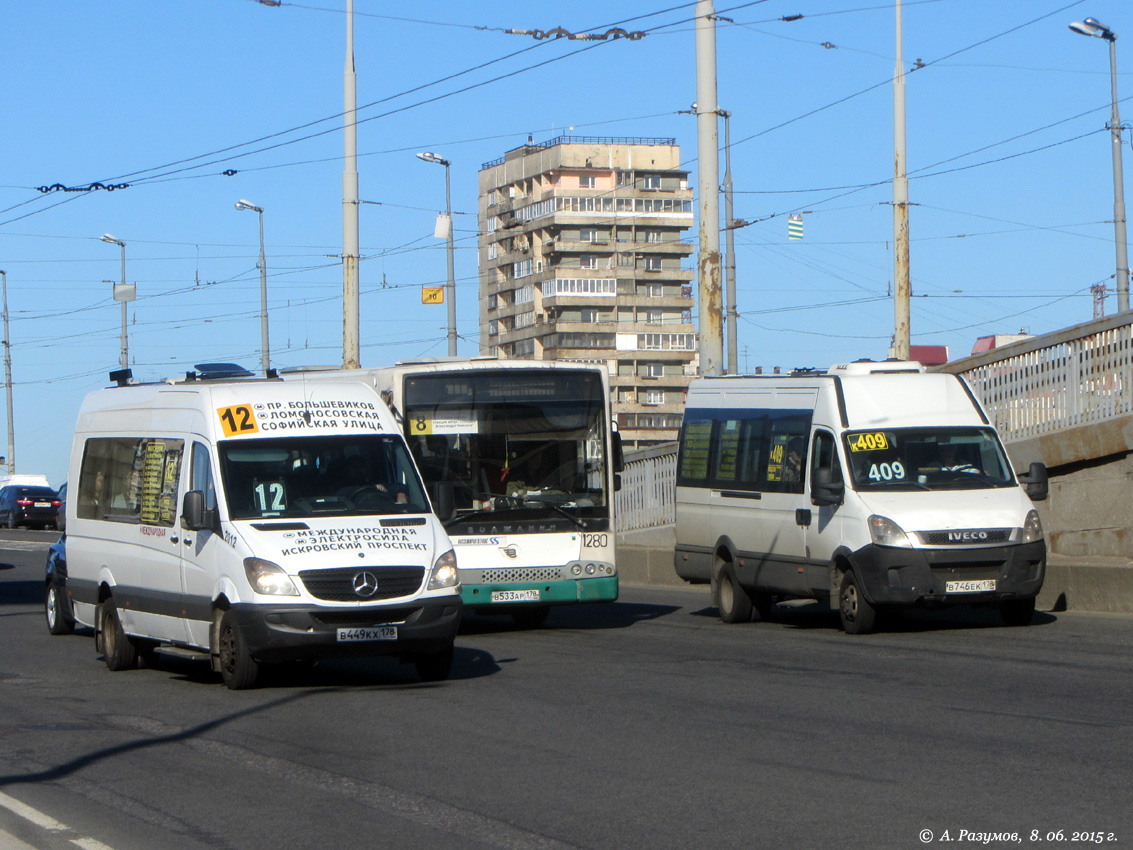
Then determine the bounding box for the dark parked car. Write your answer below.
[45,535,74,635]
[56,482,67,532]
[0,485,61,529]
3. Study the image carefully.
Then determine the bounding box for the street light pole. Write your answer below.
[720,108,737,374]
[1070,17,1129,312]
[235,200,270,374]
[417,151,457,356]
[0,271,14,474]
[100,234,128,369]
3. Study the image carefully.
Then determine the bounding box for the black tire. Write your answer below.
[839,569,877,635]
[511,605,550,628]
[1000,597,1036,627]
[713,562,753,624]
[101,599,138,671]
[134,639,162,668]
[217,609,260,690]
[45,581,75,636]
[414,646,454,682]
[6,513,16,529]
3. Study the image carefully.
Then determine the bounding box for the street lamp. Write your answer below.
[1070,16,1129,312]
[235,200,271,373]
[100,234,130,369]
[416,151,457,356]
[0,271,13,473]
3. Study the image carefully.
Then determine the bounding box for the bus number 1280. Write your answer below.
[582,533,608,548]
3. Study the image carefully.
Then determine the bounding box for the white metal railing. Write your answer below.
[615,442,677,532]
[940,312,1133,444]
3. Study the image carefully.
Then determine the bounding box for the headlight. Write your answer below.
[243,557,299,596]
[1021,510,1044,544]
[428,549,459,590]
[868,515,912,548]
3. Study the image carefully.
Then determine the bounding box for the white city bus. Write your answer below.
[287,359,622,626]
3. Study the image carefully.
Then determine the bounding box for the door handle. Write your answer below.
[795,508,812,527]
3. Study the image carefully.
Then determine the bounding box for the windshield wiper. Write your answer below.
[523,499,588,530]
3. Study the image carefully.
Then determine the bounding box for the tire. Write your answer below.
[1000,597,1035,627]
[511,605,550,628]
[217,609,260,690]
[101,599,138,671]
[713,562,753,624]
[414,646,454,682]
[45,581,75,635]
[6,513,16,529]
[839,569,877,635]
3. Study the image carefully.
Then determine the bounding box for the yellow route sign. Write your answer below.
[422,286,444,304]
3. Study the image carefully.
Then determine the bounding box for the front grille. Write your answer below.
[298,566,425,602]
[482,567,564,584]
[310,607,417,626]
[919,528,1012,546]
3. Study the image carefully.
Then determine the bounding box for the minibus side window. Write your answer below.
[191,442,217,512]
[676,417,713,487]
[763,411,811,494]
[810,430,843,485]
[77,437,183,526]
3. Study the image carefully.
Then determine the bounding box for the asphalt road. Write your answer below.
[1,529,1131,850]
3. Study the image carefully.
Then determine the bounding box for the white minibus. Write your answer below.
[674,361,1048,633]
[49,368,462,687]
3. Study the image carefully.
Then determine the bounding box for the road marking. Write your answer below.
[0,791,118,850]
[0,540,51,551]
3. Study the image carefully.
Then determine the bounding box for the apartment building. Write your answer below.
[477,136,698,448]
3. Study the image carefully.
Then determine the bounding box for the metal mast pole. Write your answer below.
[1,271,14,473]
[257,209,270,373]
[444,163,457,355]
[722,109,737,374]
[342,0,361,368]
[1107,36,1129,312]
[118,242,128,368]
[695,0,723,376]
[892,0,911,360]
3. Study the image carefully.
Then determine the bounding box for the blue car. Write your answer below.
[45,535,74,635]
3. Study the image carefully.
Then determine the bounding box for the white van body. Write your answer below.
[59,374,462,687]
[0,474,52,488]
[674,361,1047,633]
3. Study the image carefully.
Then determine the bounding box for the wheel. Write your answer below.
[839,569,877,634]
[414,646,454,682]
[511,605,550,628]
[134,639,161,668]
[1000,597,1035,627]
[217,609,260,690]
[713,562,753,624]
[45,581,75,635]
[100,599,138,670]
[6,513,16,529]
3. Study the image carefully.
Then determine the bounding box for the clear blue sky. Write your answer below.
[2,0,1127,486]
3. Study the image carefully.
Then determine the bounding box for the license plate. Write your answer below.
[946,579,997,593]
[34,502,51,508]
[491,589,540,603]
[336,626,397,642]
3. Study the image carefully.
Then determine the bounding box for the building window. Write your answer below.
[580,227,598,243]
[542,278,616,297]
[638,333,694,351]
[488,242,498,260]
[487,294,497,311]
[580,309,599,323]
[489,319,498,336]
[515,284,534,304]
[645,256,663,272]
[643,390,665,406]
[646,230,664,243]
[642,175,662,190]
[514,311,535,330]
[647,283,664,298]
[646,310,664,324]
[580,255,598,270]
[646,363,665,378]
[513,259,533,279]
[579,175,596,189]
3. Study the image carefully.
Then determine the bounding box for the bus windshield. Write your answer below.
[401,369,609,526]
[218,434,430,520]
[843,427,1016,491]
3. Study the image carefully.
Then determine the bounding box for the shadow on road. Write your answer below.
[689,600,1058,633]
[458,600,681,635]
[0,579,43,606]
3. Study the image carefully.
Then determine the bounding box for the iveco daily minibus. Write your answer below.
[49,367,462,687]
[674,360,1048,633]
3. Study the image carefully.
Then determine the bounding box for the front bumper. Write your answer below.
[463,574,618,608]
[227,594,462,663]
[849,540,1046,607]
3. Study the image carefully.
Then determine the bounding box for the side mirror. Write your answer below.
[811,467,845,506]
[431,481,456,522]
[181,490,206,531]
[614,472,622,492]
[612,430,625,473]
[1018,462,1048,502]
